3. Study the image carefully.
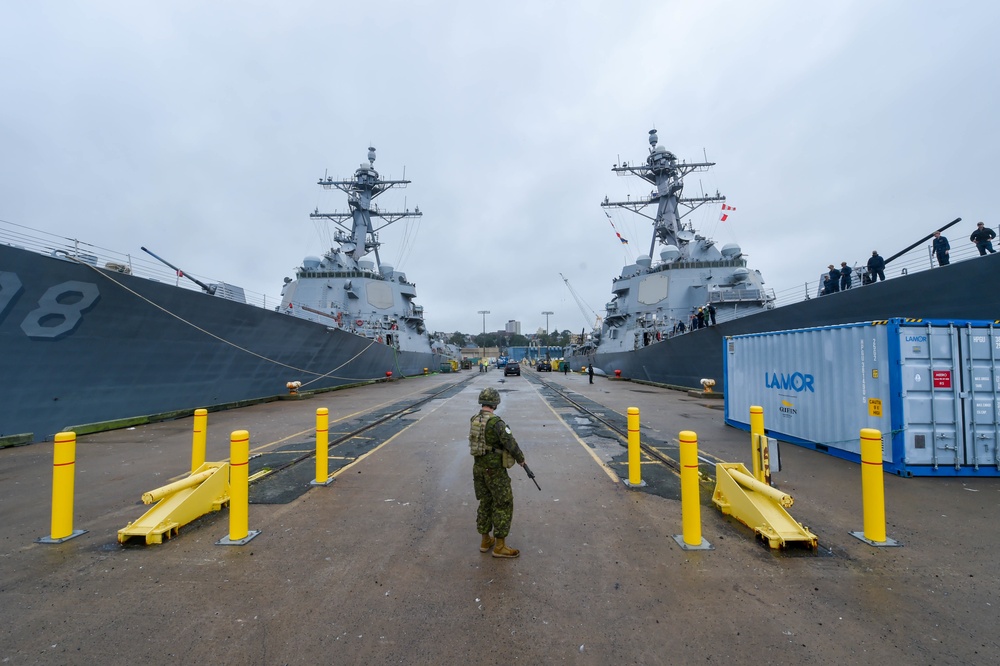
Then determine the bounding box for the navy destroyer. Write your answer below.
[0,147,445,442]
[565,129,1000,389]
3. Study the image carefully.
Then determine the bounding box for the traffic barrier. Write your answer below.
[118,461,230,545]
[311,408,333,486]
[712,461,817,549]
[672,431,712,550]
[217,430,260,545]
[191,408,207,473]
[37,431,87,544]
[624,407,645,487]
[850,428,901,547]
[750,405,764,481]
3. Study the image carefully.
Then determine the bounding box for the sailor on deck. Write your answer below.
[867,251,886,282]
[932,231,950,266]
[970,222,996,256]
[839,262,852,290]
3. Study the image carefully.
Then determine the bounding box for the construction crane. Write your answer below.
[560,273,603,330]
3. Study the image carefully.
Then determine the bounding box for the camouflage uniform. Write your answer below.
[470,409,525,538]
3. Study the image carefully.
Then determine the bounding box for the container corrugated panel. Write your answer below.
[724,318,1000,477]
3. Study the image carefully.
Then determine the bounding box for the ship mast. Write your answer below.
[310,146,422,267]
[601,129,725,259]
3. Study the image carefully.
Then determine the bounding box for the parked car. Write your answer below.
[504,361,521,376]
[536,360,551,371]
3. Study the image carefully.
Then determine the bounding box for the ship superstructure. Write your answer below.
[587,129,774,355]
[565,129,1000,390]
[280,147,428,351]
[0,147,442,443]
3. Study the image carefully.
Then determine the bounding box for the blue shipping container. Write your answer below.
[724,318,1000,477]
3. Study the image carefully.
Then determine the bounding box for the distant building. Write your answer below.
[505,320,521,335]
[461,346,500,360]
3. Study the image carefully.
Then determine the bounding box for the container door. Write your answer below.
[898,325,961,468]
[960,325,1000,470]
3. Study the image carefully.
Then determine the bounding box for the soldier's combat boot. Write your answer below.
[492,537,519,558]
[479,533,495,553]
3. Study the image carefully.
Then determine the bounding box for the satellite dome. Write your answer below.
[380,264,394,276]
[732,267,750,282]
[636,255,652,268]
[660,245,681,262]
[303,256,322,269]
[721,243,742,258]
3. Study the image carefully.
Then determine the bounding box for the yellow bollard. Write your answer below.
[750,405,764,482]
[850,428,900,547]
[312,408,333,486]
[860,428,886,541]
[38,432,87,543]
[625,407,645,487]
[672,430,712,550]
[191,409,208,474]
[217,429,260,545]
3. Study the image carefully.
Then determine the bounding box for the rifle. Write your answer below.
[522,463,541,491]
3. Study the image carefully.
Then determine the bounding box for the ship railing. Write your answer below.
[658,258,747,271]
[297,268,382,280]
[612,257,747,282]
[0,219,282,311]
[707,287,775,304]
[770,240,987,309]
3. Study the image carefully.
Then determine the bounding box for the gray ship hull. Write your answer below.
[0,244,442,441]
[568,254,1000,389]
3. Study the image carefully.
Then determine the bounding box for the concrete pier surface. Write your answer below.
[1,369,997,664]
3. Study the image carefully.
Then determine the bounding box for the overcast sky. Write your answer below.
[2,1,997,337]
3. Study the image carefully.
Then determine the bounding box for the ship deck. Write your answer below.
[2,369,998,663]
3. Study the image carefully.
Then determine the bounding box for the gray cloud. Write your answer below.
[2,1,996,336]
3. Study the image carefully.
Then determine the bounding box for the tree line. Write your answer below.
[445,330,574,349]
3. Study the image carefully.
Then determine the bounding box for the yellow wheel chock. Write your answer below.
[118,462,230,545]
[711,462,817,549]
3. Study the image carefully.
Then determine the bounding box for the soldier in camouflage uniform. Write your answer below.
[469,387,526,558]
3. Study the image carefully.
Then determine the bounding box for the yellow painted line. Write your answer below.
[330,387,454,479]
[529,378,689,482]
[329,422,410,478]
[249,429,312,455]
[528,381,620,484]
[248,381,456,455]
[165,378,469,482]
[248,469,274,483]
